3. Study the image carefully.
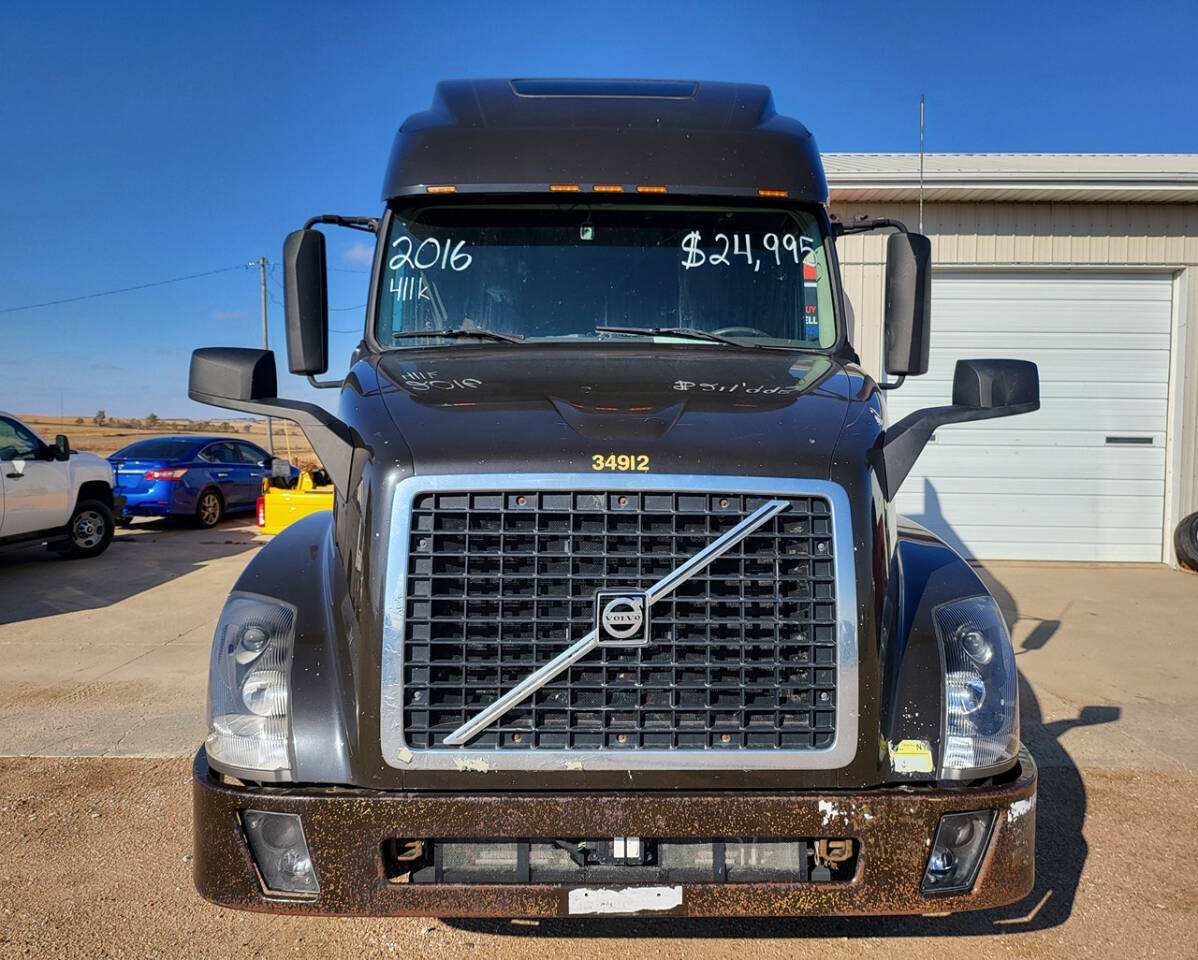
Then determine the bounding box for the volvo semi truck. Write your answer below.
[188,79,1040,918]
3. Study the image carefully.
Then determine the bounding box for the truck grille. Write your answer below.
[400,489,838,751]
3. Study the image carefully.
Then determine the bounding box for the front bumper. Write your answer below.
[193,748,1036,918]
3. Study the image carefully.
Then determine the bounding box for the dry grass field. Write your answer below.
[20,414,320,468]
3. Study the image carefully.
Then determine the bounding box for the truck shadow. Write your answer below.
[0,518,261,625]
[448,555,1118,939]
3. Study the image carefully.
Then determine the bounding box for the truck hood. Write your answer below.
[71,451,114,484]
[374,346,860,479]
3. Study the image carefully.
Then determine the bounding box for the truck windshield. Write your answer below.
[374,203,837,350]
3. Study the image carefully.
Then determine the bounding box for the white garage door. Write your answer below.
[888,273,1172,562]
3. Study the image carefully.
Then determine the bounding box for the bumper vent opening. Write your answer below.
[383,837,859,885]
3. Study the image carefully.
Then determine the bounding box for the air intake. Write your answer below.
[510,79,698,99]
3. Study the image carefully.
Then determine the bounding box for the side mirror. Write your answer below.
[188,346,353,497]
[54,435,70,461]
[283,229,329,376]
[952,358,1039,410]
[876,358,1039,500]
[189,347,278,404]
[883,232,932,378]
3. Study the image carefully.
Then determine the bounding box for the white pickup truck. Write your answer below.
[0,411,118,558]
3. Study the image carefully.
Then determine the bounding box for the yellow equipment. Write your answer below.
[256,471,334,535]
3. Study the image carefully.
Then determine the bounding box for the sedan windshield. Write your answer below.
[375,203,837,349]
[111,438,196,460]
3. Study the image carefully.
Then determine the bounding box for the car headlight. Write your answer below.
[205,593,296,780]
[933,595,1018,778]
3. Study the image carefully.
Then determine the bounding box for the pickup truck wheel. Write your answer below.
[1175,512,1198,572]
[65,500,114,558]
[195,489,224,528]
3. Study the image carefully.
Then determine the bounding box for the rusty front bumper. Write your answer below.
[193,748,1036,917]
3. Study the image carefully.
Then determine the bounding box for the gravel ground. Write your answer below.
[1,758,1194,959]
[3,541,1195,958]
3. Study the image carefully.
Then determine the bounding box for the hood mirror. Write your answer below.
[876,358,1040,500]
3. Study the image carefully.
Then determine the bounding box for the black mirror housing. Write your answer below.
[952,358,1039,409]
[284,229,329,376]
[54,435,70,461]
[875,357,1040,500]
[188,345,353,497]
[883,232,932,377]
[189,347,278,404]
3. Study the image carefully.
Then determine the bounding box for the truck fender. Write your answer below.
[230,512,356,783]
[881,521,992,781]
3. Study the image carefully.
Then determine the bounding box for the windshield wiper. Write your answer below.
[391,328,525,344]
[595,326,748,348]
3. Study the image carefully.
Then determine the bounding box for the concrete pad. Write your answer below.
[2,532,1196,954]
[0,517,259,757]
[3,519,1197,775]
[978,563,1198,772]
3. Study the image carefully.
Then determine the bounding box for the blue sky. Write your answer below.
[2,0,1196,418]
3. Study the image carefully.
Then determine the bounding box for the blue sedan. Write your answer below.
[108,435,297,527]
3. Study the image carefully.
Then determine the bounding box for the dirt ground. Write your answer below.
[19,414,318,467]
[0,760,1193,959]
[1,519,1196,958]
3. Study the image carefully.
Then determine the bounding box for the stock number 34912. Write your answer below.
[591,454,650,472]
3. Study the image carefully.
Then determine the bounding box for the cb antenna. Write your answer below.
[918,94,925,233]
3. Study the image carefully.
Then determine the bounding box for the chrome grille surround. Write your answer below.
[380,473,858,771]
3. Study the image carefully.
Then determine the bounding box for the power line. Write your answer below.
[268,285,363,319]
[269,269,363,315]
[0,264,248,314]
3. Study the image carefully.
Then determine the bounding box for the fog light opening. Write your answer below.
[241,810,319,897]
[921,810,996,896]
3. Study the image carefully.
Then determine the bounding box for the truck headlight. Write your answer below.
[206,594,296,780]
[934,595,1018,778]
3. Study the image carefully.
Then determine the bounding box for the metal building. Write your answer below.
[826,154,1198,565]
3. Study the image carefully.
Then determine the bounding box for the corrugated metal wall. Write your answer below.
[830,200,1198,552]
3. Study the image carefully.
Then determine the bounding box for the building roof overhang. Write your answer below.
[824,153,1198,203]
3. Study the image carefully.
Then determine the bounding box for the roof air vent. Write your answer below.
[510,79,698,99]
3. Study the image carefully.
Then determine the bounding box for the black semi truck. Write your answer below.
[189,79,1039,918]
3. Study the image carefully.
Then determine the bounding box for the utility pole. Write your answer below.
[258,256,274,454]
[919,94,925,234]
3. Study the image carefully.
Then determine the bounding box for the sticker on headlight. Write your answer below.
[888,739,934,774]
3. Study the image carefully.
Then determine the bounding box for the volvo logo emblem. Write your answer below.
[602,598,643,637]
[595,590,650,646]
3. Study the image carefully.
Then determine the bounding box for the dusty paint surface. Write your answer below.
[1008,795,1036,823]
[192,750,1036,917]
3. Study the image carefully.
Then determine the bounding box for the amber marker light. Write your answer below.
[549,184,581,192]
[636,185,667,194]
[425,185,457,194]
[592,184,624,193]
[757,188,788,198]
